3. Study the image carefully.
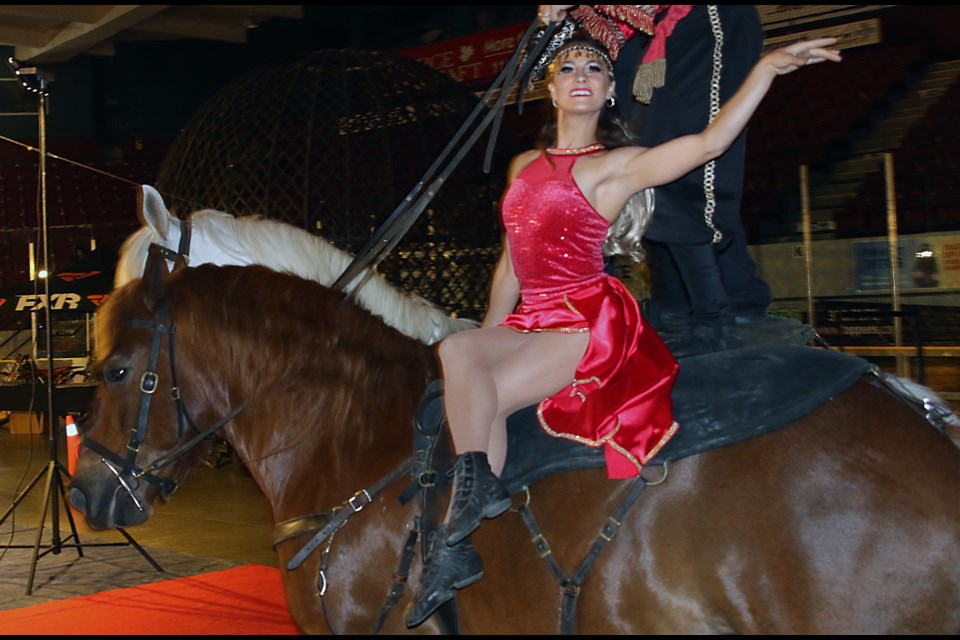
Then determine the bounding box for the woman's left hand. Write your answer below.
[765,37,843,75]
[538,5,573,26]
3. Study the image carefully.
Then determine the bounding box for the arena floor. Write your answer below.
[0,425,275,611]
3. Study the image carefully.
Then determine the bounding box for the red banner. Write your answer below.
[398,22,529,87]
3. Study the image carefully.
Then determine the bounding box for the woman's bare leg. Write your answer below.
[407,327,591,629]
[438,327,589,475]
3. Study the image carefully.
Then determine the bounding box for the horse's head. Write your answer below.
[70,247,231,529]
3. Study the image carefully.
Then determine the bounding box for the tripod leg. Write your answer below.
[115,527,165,572]
[0,463,48,526]
[56,462,163,572]
[54,462,84,558]
[26,461,56,595]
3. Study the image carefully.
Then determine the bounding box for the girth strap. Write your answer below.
[286,455,417,570]
[372,525,420,634]
[278,378,458,634]
[515,476,649,634]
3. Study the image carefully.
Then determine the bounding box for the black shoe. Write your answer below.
[732,303,770,325]
[642,299,692,336]
[406,526,483,628]
[445,452,511,547]
[664,322,743,359]
[737,315,817,348]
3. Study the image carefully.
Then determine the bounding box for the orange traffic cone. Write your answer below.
[65,415,80,476]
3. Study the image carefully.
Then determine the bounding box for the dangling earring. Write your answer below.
[552,98,558,108]
[606,96,616,108]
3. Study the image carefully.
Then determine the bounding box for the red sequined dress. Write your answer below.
[500,147,679,478]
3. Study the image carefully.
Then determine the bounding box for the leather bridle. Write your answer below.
[82,229,246,508]
[152,216,192,267]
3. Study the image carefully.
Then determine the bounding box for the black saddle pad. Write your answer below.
[498,345,875,492]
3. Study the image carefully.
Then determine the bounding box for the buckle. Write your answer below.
[139,371,159,394]
[347,489,372,512]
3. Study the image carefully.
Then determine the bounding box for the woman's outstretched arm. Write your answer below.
[608,38,842,198]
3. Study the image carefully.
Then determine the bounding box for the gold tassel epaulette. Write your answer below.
[632,58,665,105]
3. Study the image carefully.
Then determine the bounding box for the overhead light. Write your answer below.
[6,57,54,97]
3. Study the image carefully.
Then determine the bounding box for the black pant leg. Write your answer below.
[716,224,771,319]
[642,238,692,332]
[665,241,730,330]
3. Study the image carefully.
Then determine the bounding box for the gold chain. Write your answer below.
[704,5,723,244]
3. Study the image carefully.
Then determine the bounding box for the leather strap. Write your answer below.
[515,477,648,634]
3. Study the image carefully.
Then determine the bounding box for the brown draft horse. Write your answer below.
[69,255,960,635]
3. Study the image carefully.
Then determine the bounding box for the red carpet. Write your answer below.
[0,565,301,635]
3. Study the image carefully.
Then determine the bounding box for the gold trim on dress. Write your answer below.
[640,420,679,465]
[608,419,680,476]
[537,402,615,448]
[537,403,681,477]
[569,376,602,402]
[506,326,589,334]
[545,143,606,156]
[606,433,643,475]
[563,294,583,316]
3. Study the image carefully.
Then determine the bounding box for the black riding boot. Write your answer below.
[406,524,483,628]
[445,451,511,547]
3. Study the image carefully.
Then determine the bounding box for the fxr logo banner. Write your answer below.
[14,293,83,311]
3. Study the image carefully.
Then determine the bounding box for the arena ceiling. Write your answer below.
[0,5,903,66]
[0,5,305,63]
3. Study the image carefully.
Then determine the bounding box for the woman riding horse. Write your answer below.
[407,30,842,628]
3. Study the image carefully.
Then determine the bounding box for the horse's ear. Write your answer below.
[143,243,170,308]
[140,185,173,241]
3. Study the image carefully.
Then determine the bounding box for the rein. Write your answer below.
[331,18,558,300]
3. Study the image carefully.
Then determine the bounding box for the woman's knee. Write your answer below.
[438,327,521,373]
[437,331,479,369]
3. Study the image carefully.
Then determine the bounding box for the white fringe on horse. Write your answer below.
[116,185,478,345]
[878,371,960,436]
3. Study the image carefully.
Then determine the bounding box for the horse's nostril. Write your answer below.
[69,487,87,512]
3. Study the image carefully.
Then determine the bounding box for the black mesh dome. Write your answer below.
[156,49,513,319]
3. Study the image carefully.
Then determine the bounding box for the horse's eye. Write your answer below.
[105,367,127,383]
